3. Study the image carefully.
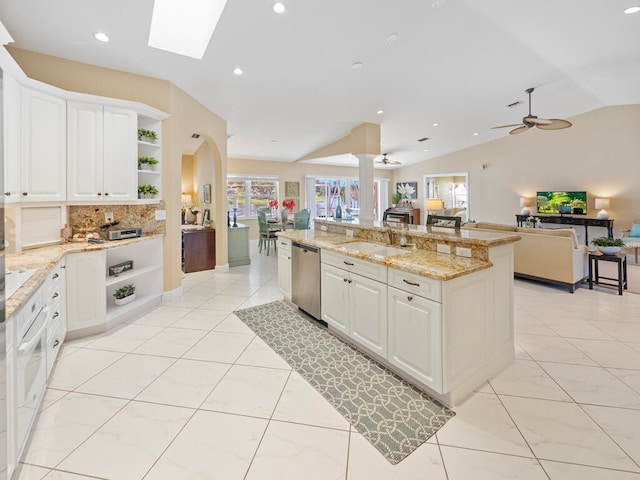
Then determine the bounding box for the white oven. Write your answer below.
[16,305,48,453]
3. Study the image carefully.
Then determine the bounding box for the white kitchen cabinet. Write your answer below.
[277,237,292,300]
[388,286,442,392]
[66,250,106,336]
[350,272,388,358]
[44,258,67,376]
[321,263,350,334]
[67,102,137,202]
[3,72,21,202]
[21,88,66,202]
[320,256,387,357]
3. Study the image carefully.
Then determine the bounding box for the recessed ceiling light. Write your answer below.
[432,122,439,127]
[271,140,278,143]
[386,33,399,43]
[148,0,228,59]
[93,32,110,42]
[377,109,384,115]
[273,2,286,13]
[423,149,429,152]
[352,62,363,70]
[473,132,479,136]
[624,5,640,13]
[233,67,244,75]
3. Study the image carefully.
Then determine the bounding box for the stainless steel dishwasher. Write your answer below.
[292,241,321,320]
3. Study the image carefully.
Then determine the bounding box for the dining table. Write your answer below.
[267,217,294,231]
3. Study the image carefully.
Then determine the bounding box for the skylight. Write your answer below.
[148,0,229,59]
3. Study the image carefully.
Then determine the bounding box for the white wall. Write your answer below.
[393,105,640,236]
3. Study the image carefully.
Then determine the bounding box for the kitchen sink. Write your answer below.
[338,242,410,258]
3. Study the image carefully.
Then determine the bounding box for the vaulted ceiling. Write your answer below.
[1,0,639,168]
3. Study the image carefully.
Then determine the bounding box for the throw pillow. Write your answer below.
[629,223,640,238]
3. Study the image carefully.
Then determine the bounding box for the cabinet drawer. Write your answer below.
[388,268,441,303]
[321,250,387,282]
[278,237,291,252]
[17,290,43,340]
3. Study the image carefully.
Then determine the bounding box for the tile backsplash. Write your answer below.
[68,202,166,237]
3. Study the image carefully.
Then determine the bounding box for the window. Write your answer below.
[310,177,386,221]
[227,175,278,218]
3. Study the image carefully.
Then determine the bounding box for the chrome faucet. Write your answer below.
[383,221,393,245]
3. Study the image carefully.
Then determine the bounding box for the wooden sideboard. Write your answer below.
[515,214,614,245]
[182,228,216,273]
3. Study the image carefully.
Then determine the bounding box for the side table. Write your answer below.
[588,252,627,295]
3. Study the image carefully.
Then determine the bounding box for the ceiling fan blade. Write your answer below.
[492,123,524,129]
[536,119,572,130]
[524,116,553,125]
[509,125,531,135]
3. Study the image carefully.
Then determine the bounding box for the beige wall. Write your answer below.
[9,48,228,293]
[228,157,394,239]
[392,105,640,236]
[181,155,194,196]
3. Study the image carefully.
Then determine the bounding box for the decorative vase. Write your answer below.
[597,246,621,255]
[115,293,136,306]
[281,209,289,223]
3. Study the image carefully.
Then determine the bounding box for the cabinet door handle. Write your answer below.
[343,278,348,282]
[52,292,59,299]
[407,295,414,301]
[348,279,352,284]
[97,192,102,196]
[52,311,59,318]
[287,256,291,260]
[105,192,109,196]
[280,242,287,246]
[343,261,354,266]
[4,192,10,196]
[53,273,59,279]
[22,192,28,196]
[53,339,60,348]
[403,279,420,287]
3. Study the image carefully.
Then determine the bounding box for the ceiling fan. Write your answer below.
[374,153,401,165]
[493,87,572,135]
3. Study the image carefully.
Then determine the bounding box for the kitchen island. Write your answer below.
[277,220,520,406]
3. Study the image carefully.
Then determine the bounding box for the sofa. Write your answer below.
[463,222,588,292]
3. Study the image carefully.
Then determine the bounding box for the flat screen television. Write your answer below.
[536,191,587,215]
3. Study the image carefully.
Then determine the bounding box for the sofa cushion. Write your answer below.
[630,223,640,238]
[515,227,580,249]
[476,222,517,232]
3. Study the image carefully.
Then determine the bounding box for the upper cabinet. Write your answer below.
[67,102,137,202]
[3,72,21,203]
[20,88,66,202]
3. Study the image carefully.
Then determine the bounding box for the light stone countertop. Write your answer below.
[277,230,492,281]
[5,235,163,318]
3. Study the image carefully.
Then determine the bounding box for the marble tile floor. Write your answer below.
[15,242,640,480]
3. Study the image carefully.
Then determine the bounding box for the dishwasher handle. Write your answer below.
[292,242,319,254]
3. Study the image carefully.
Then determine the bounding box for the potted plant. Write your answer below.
[391,192,401,207]
[138,156,159,171]
[137,128,158,143]
[138,184,159,199]
[591,236,625,255]
[113,284,136,306]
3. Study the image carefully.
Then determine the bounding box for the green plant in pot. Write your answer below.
[113,283,136,305]
[137,128,158,143]
[138,184,159,199]
[138,156,159,170]
[391,192,402,206]
[591,236,625,255]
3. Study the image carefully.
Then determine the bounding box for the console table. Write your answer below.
[182,228,216,273]
[515,215,614,245]
[383,207,421,225]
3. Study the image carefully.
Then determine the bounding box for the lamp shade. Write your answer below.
[426,198,444,211]
[519,197,530,207]
[594,198,610,210]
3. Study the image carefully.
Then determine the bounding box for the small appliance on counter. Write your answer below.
[107,228,143,241]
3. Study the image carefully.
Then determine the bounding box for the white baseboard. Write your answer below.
[162,285,184,304]
[216,263,230,272]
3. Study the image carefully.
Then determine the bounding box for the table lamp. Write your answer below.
[426,198,444,215]
[520,197,531,215]
[595,198,610,219]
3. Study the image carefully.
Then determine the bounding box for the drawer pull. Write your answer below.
[22,192,28,196]
[403,279,420,287]
[348,279,352,284]
[53,339,60,348]
[97,192,102,196]
[52,312,59,319]
[4,192,9,196]
[53,273,59,279]
[343,261,355,266]
[105,192,109,196]
[287,256,291,260]
[407,295,414,302]
[343,278,348,282]
[52,292,59,299]
[280,242,287,246]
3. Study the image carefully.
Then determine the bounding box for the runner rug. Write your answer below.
[234,300,455,464]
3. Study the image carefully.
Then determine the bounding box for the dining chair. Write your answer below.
[426,214,461,228]
[293,209,311,230]
[257,211,279,255]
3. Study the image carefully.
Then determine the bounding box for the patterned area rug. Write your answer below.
[234,301,455,464]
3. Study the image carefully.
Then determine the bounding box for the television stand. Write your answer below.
[515,215,614,245]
